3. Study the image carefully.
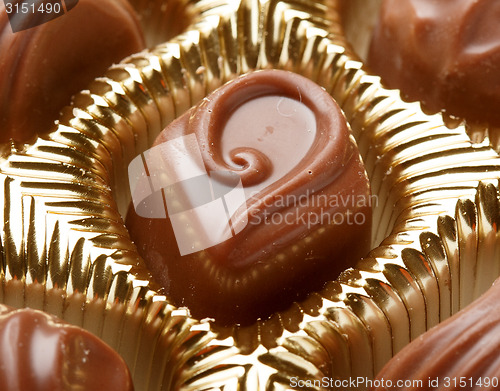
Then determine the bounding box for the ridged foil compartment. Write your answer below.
[1,0,500,390]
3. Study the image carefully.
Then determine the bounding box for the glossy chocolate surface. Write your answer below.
[373,278,500,390]
[0,305,133,391]
[0,0,145,143]
[126,70,372,325]
[368,0,500,126]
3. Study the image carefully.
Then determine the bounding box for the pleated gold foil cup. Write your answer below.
[2,0,500,390]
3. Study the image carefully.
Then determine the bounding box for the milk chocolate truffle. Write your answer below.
[0,0,145,143]
[368,0,500,126]
[126,70,372,325]
[0,305,134,391]
[372,278,500,391]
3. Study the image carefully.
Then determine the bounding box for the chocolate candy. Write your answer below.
[372,278,500,391]
[0,305,134,391]
[368,0,500,126]
[126,69,372,325]
[0,0,145,143]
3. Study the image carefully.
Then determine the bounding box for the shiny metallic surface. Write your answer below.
[1,0,500,390]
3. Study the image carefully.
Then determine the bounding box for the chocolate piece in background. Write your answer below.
[372,277,500,391]
[126,69,372,325]
[0,304,134,391]
[368,0,500,128]
[0,0,145,143]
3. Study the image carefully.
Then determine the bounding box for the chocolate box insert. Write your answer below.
[2,0,500,390]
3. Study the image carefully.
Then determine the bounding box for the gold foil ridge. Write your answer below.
[182,184,500,389]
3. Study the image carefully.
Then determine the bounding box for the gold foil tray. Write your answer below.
[1,0,500,390]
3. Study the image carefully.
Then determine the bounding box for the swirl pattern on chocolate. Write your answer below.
[126,69,372,325]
